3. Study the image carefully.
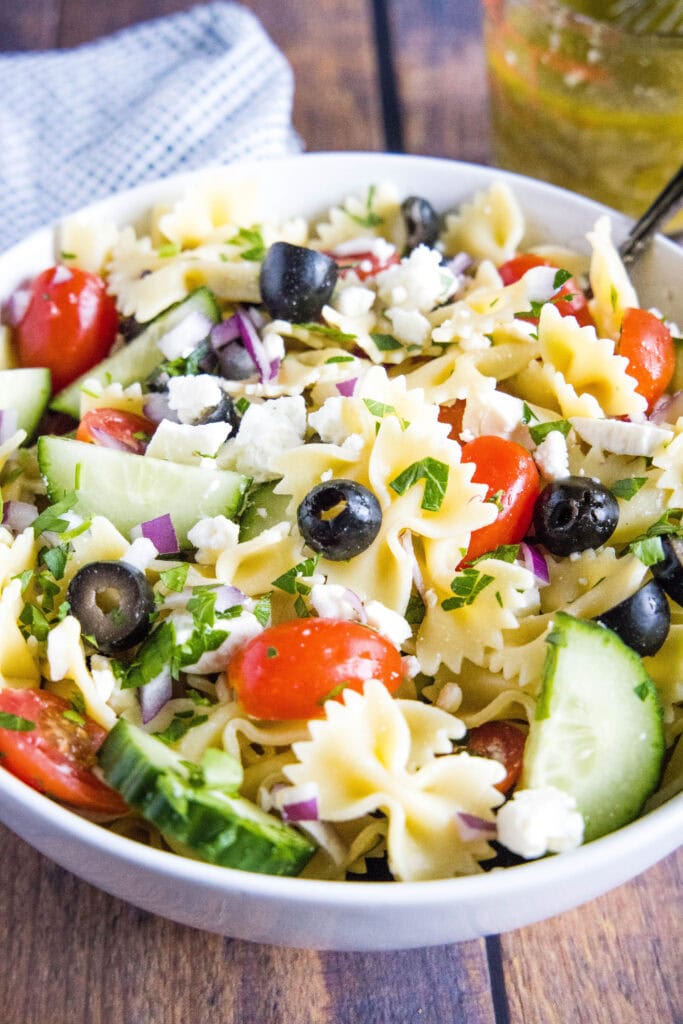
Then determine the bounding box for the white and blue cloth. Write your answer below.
[0,2,300,250]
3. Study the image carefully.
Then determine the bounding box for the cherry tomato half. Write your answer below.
[466,721,526,794]
[438,399,466,441]
[76,408,157,455]
[618,307,675,410]
[330,250,401,281]
[0,688,128,814]
[228,618,403,721]
[498,253,594,328]
[460,435,541,564]
[16,266,119,392]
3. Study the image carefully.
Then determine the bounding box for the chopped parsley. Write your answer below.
[157,243,180,259]
[405,592,426,626]
[467,543,520,566]
[272,556,320,596]
[0,712,35,732]
[159,563,190,593]
[229,226,266,262]
[370,332,402,352]
[32,493,78,536]
[389,457,449,512]
[347,185,383,228]
[154,712,209,746]
[362,398,409,430]
[296,323,357,343]
[630,536,665,567]
[521,402,539,425]
[441,567,495,611]
[529,419,572,445]
[611,477,647,502]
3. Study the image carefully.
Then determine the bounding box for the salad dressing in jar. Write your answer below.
[483,0,683,229]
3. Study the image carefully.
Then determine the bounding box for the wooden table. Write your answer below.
[1,2,681,1021]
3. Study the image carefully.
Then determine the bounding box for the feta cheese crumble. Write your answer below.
[167,374,223,425]
[496,786,584,859]
[533,430,570,481]
[226,396,306,481]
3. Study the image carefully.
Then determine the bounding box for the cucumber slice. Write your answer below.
[98,719,315,876]
[0,368,51,440]
[50,288,221,418]
[37,436,248,544]
[239,480,291,541]
[522,612,664,842]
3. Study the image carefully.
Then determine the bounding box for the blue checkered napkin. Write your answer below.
[0,2,300,250]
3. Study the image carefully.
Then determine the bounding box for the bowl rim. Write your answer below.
[0,150,681,907]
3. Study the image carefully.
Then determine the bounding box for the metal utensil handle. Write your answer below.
[619,165,683,268]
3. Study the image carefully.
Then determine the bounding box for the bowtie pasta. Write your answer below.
[0,174,681,883]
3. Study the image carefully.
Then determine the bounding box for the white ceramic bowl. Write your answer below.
[0,153,680,950]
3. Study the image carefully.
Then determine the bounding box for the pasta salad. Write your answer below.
[0,173,681,882]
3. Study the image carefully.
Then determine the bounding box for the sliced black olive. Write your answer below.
[533,476,619,556]
[297,480,382,561]
[67,561,155,654]
[217,340,258,381]
[650,534,683,606]
[401,195,440,252]
[595,581,670,658]
[192,392,240,436]
[259,242,338,322]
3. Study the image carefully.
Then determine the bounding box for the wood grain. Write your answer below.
[55,0,384,152]
[500,847,683,1024]
[0,822,497,1024]
[388,0,492,163]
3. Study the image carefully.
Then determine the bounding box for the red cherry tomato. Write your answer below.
[460,435,541,564]
[330,250,401,281]
[618,307,675,410]
[76,408,157,454]
[0,688,128,814]
[16,266,119,392]
[466,721,526,794]
[438,400,466,440]
[228,618,403,721]
[498,253,594,328]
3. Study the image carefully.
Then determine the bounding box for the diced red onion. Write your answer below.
[455,812,497,842]
[245,306,267,330]
[2,501,38,531]
[214,585,247,613]
[446,252,473,276]
[139,667,173,724]
[143,392,179,424]
[157,311,213,361]
[139,514,179,554]
[281,796,320,823]
[86,425,133,451]
[210,316,241,351]
[342,587,367,623]
[234,306,276,383]
[650,391,683,425]
[400,531,427,599]
[52,265,73,284]
[519,541,550,585]
[0,408,19,443]
[4,287,31,326]
[336,378,357,397]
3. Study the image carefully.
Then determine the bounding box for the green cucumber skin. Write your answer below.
[50,287,221,418]
[37,435,249,543]
[523,612,664,842]
[238,480,291,541]
[0,367,51,440]
[99,720,315,877]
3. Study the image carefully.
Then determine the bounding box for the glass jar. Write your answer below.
[483,0,683,229]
